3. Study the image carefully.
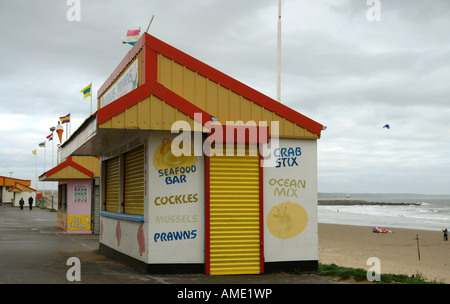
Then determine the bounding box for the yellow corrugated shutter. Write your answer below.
[209,145,261,275]
[124,146,145,215]
[105,156,120,213]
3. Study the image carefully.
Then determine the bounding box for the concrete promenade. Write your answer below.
[0,204,339,284]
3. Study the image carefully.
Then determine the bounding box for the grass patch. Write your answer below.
[318,263,442,284]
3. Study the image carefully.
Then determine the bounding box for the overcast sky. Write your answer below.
[0,0,449,195]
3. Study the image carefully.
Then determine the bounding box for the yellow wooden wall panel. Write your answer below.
[172,62,184,96]
[218,86,230,122]
[228,92,240,119]
[183,68,196,103]
[125,105,139,129]
[251,102,262,122]
[294,124,306,137]
[150,96,163,129]
[158,55,171,90]
[137,97,151,129]
[111,112,125,129]
[196,74,207,111]
[100,119,112,129]
[165,103,177,129]
[275,113,284,136]
[206,81,218,116]
[240,98,252,123]
[283,118,295,137]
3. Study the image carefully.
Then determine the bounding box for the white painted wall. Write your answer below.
[146,131,205,264]
[263,138,318,262]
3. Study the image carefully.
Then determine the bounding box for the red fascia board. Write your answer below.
[97,81,212,127]
[45,156,93,178]
[145,34,323,136]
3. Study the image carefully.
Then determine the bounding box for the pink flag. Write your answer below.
[122,29,140,46]
[127,29,140,36]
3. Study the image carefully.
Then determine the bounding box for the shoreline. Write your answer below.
[318,223,450,283]
[318,221,443,232]
[318,200,420,206]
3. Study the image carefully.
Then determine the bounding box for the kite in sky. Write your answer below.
[383,124,390,129]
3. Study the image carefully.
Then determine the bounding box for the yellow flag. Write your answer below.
[80,83,92,99]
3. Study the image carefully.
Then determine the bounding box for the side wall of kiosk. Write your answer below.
[263,138,318,268]
[57,179,93,234]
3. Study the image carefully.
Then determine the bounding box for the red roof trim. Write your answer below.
[45,157,93,178]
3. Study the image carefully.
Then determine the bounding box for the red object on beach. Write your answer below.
[373,227,392,233]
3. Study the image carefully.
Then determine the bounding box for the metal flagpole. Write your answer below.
[90,82,92,114]
[277,0,282,102]
[43,144,46,207]
[146,15,155,33]
[51,128,55,209]
[35,150,37,205]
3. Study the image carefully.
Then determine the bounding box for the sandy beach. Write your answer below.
[318,224,450,283]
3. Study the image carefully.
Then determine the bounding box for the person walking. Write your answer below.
[443,228,448,241]
[28,196,33,210]
[19,198,24,210]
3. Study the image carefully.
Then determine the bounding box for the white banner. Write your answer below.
[101,59,139,108]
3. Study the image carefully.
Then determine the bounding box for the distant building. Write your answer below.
[0,176,33,205]
[39,156,100,234]
[8,182,37,207]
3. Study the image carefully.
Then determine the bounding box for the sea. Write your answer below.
[318,193,450,231]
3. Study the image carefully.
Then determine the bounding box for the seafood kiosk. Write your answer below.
[39,156,100,234]
[60,33,323,275]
